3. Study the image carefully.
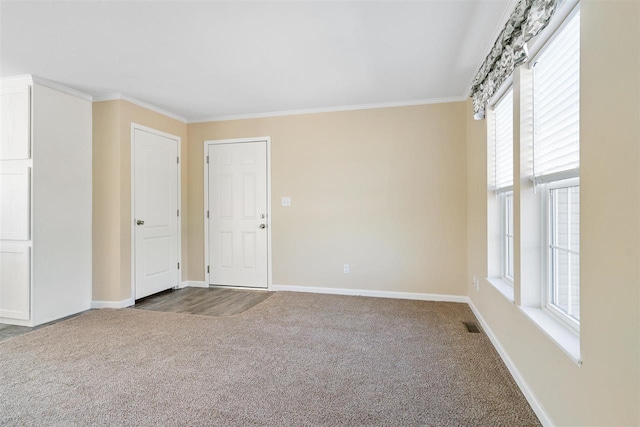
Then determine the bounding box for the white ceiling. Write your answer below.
[0,1,511,122]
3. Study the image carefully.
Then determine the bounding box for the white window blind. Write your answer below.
[493,88,513,192]
[533,12,580,182]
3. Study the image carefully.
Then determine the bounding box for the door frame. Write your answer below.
[130,123,182,301]
[203,137,272,290]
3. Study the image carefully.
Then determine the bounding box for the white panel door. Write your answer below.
[0,167,30,240]
[0,86,30,160]
[208,142,267,288]
[0,243,30,320]
[133,128,179,299]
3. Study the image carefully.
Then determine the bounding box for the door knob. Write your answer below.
[136,219,145,226]
[259,224,266,229]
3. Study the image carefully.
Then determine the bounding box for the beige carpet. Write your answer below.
[0,292,540,426]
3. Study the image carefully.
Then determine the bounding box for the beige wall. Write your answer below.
[188,103,468,295]
[466,1,640,425]
[92,101,122,301]
[93,100,188,302]
[90,3,640,422]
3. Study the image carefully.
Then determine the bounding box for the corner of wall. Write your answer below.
[92,100,123,302]
[92,99,189,303]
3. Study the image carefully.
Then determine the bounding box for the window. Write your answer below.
[504,191,514,282]
[547,181,580,324]
[490,88,514,284]
[533,11,580,329]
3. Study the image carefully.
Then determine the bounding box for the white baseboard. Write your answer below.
[468,299,553,427]
[210,284,270,291]
[180,281,208,288]
[270,284,468,303]
[90,298,135,309]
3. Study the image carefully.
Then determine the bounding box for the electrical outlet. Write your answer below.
[281,196,292,207]
[472,276,480,292]
[343,264,350,274]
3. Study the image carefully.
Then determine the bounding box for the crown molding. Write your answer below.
[91,93,121,102]
[32,76,93,102]
[0,75,34,88]
[5,77,466,124]
[93,93,188,123]
[1,74,93,102]
[188,96,467,124]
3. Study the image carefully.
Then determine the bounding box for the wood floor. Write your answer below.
[134,287,274,317]
[0,287,273,342]
[0,311,88,343]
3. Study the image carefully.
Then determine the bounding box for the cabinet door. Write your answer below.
[0,167,30,240]
[0,85,31,160]
[0,243,30,320]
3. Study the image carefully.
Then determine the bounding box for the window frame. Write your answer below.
[491,86,514,193]
[541,177,580,334]
[529,5,581,68]
[530,7,581,334]
[501,191,514,284]
[489,86,515,288]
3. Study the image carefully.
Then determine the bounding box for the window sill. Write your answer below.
[519,307,582,366]
[486,277,515,303]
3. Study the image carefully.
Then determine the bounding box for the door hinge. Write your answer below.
[206,210,209,219]
[177,156,180,164]
[177,262,180,269]
[206,155,209,164]
[177,209,180,217]
[207,266,210,273]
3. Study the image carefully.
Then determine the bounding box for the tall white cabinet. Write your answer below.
[0,76,92,326]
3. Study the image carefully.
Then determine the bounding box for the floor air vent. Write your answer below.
[463,321,481,333]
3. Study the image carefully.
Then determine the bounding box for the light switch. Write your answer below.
[281,196,292,207]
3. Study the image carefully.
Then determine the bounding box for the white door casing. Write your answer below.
[132,124,180,300]
[205,138,270,289]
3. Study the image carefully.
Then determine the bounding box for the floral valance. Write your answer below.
[470,0,558,120]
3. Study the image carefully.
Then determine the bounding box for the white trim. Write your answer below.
[486,277,516,303]
[502,191,515,282]
[0,75,92,102]
[204,137,272,291]
[92,93,123,102]
[189,97,466,123]
[210,284,272,292]
[180,281,208,289]
[528,1,581,65]
[130,123,182,302]
[203,139,209,286]
[468,299,555,427]
[31,76,93,102]
[519,306,582,365]
[0,75,34,89]
[533,169,580,185]
[271,284,468,303]
[266,139,273,291]
[487,75,515,111]
[91,298,135,309]
[541,178,581,334]
[94,93,187,123]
